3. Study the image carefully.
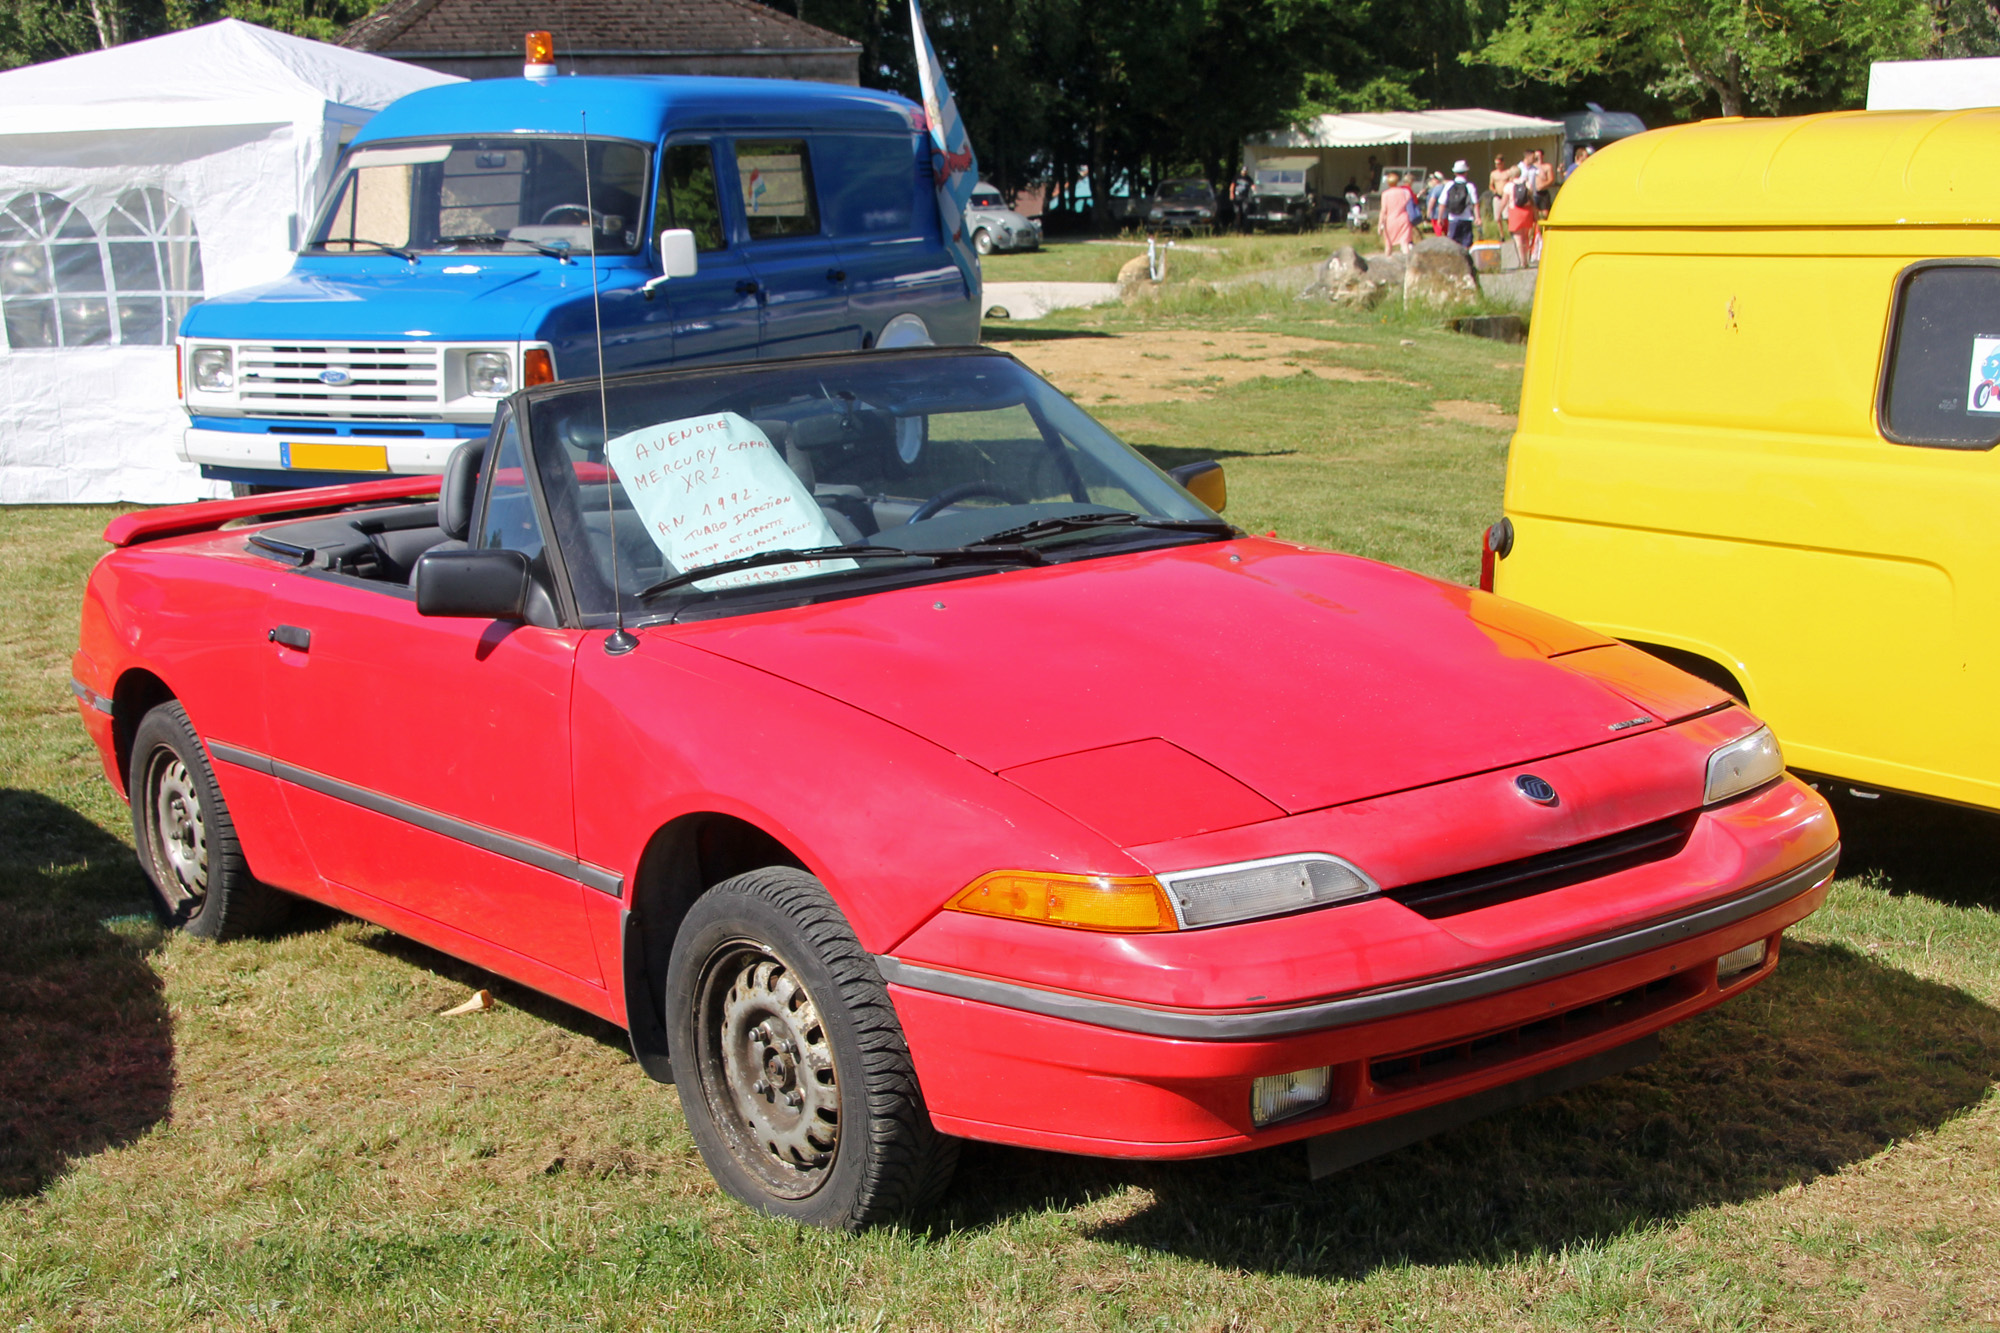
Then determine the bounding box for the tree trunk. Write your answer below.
[88,0,121,48]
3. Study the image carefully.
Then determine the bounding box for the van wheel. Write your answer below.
[130,702,291,939]
[666,868,958,1229]
[972,228,993,256]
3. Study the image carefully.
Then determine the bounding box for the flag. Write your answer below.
[909,0,980,297]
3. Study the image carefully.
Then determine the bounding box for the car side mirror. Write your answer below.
[1169,459,1227,513]
[659,228,698,278]
[414,548,532,620]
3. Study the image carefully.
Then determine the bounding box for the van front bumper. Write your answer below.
[182,427,473,482]
[882,844,1837,1161]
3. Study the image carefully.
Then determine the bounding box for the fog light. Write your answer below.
[1251,1066,1332,1128]
[1717,938,1768,984]
[189,346,233,392]
[467,350,511,397]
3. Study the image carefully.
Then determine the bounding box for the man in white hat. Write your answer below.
[1442,159,1478,248]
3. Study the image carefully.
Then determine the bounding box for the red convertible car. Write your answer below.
[74,347,1838,1228]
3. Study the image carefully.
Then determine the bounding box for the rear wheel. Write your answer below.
[130,702,291,939]
[667,868,958,1229]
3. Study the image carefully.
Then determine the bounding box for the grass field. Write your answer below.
[4,284,1999,1331]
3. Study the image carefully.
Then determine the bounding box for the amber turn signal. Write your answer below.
[949,870,1179,933]
[523,347,555,386]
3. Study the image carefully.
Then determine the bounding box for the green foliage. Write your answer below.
[0,0,372,68]
[1470,0,1954,118]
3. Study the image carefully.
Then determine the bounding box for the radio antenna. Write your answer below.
[581,111,636,655]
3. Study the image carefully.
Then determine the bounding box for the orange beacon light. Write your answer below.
[524,31,555,78]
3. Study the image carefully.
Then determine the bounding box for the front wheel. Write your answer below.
[972,227,993,256]
[130,701,291,939]
[666,868,958,1229]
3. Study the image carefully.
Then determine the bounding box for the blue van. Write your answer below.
[178,75,979,489]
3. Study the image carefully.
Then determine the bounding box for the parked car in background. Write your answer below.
[965,182,1041,255]
[1242,157,1318,232]
[82,345,1836,1229]
[1145,178,1217,233]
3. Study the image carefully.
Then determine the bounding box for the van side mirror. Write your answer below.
[414,548,531,620]
[1169,459,1227,513]
[659,229,698,278]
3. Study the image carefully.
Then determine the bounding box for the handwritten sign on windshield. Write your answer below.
[606,411,853,590]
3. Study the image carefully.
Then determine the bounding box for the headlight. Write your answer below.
[1148,208,1164,220]
[189,346,232,392]
[1158,854,1377,929]
[466,350,511,397]
[1705,726,1783,804]
[1195,207,1213,218]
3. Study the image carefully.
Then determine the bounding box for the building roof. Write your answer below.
[343,0,860,57]
[1255,108,1563,150]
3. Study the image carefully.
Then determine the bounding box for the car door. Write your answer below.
[729,136,858,356]
[638,137,762,368]
[257,422,603,987]
[818,130,963,344]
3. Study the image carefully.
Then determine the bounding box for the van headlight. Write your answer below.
[1705,726,1783,804]
[189,346,233,392]
[466,351,511,397]
[1159,855,1377,929]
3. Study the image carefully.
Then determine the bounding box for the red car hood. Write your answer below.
[668,539,1673,814]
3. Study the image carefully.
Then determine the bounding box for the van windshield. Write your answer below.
[309,136,650,258]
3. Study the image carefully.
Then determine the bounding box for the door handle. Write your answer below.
[826,268,847,283]
[268,625,311,652]
[735,279,760,295]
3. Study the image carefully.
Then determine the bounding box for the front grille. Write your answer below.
[1387,812,1699,920]
[1368,974,1694,1095]
[237,343,443,420]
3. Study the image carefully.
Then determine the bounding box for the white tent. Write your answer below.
[1247,108,1564,195]
[0,20,458,504]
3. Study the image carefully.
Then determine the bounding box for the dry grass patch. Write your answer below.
[1004,328,1408,404]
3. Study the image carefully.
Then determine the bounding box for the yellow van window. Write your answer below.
[1879,262,2000,450]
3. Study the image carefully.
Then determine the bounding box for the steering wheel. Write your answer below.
[540,203,601,226]
[908,482,1029,523]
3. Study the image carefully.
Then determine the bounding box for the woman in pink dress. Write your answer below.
[1379,171,1415,253]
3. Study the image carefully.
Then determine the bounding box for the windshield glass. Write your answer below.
[1159,180,1211,202]
[522,353,1221,618]
[309,136,650,257]
[1255,169,1306,191]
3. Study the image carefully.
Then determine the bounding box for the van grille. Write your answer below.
[237,343,443,420]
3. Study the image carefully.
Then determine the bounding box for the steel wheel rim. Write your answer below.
[693,939,840,1199]
[145,746,206,909]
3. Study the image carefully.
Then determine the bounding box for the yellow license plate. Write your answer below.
[282,442,389,472]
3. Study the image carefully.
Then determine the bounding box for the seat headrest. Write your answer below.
[440,437,487,541]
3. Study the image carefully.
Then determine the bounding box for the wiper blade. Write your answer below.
[435,233,574,261]
[635,542,1046,601]
[978,512,1239,544]
[302,238,419,262]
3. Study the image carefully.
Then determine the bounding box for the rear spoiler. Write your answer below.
[103,476,443,549]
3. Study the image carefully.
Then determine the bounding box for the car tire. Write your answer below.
[130,701,291,940]
[666,867,959,1229]
[972,228,993,256]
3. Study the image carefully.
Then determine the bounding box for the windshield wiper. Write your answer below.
[976,512,1239,545]
[435,233,574,262]
[301,238,419,262]
[635,542,1046,601]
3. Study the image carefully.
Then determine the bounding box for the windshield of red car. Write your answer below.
[522,353,1220,618]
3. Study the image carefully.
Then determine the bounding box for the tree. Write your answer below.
[1469,0,1937,118]
[0,0,373,68]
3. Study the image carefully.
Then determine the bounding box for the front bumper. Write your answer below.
[182,426,469,482]
[884,839,1837,1160]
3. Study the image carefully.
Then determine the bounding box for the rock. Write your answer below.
[1327,274,1388,309]
[1403,237,1478,308]
[1301,245,1390,307]
[1117,252,1162,301]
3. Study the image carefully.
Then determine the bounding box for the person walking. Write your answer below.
[1379,170,1415,253]
[1488,153,1515,227]
[1531,149,1555,212]
[1443,160,1477,248]
[1506,164,1539,267]
[1423,170,1448,235]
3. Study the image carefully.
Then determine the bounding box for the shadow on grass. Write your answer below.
[1812,782,2000,912]
[930,941,2000,1277]
[1130,443,1298,470]
[0,789,170,1197]
[979,326,1117,343]
[357,929,631,1056]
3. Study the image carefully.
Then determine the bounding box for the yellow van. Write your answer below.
[1489,109,2000,811]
